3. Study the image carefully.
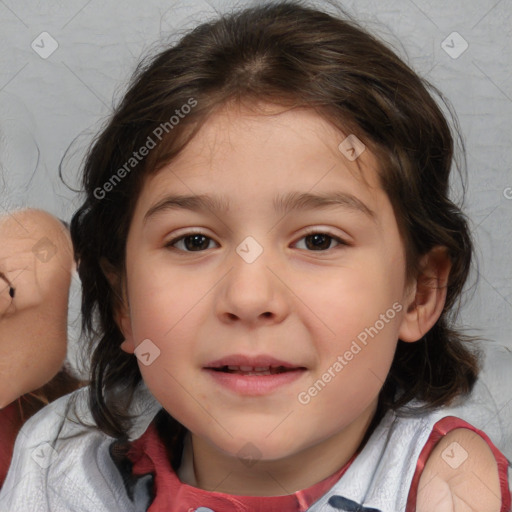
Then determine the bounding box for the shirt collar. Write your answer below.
[126,415,358,512]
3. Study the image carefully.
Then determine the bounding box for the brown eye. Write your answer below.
[165,230,347,253]
[166,233,217,252]
[294,231,347,251]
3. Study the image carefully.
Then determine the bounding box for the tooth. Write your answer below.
[254,367,269,371]
[227,366,239,370]
[239,366,254,371]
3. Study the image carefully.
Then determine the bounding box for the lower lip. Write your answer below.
[203,368,306,395]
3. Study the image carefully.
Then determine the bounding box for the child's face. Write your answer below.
[120,102,415,463]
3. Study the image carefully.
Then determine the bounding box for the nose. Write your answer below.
[215,242,290,326]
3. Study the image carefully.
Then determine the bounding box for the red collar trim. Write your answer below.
[127,421,357,512]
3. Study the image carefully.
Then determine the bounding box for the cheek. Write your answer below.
[128,269,206,383]
[299,261,404,393]
[297,262,404,338]
[127,258,200,339]
[136,328,208,433]
[302,317,399,426]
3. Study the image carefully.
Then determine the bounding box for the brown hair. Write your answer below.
[70,1,479,447]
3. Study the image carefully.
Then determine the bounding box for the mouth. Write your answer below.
[202,354,307,395]
[203,354,307,375]
[206,365,301,376]
[203,365,307,395]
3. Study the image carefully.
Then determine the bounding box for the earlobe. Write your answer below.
[120,338,135,354]
[398,246,451,343]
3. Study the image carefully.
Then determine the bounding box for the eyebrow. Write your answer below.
[143,191,376,224]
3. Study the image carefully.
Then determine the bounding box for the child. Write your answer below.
[1,1,511,510]
[0,209,84,487]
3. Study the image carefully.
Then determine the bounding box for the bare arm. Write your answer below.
[416,428,503,512]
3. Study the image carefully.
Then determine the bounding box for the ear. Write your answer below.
[99,257,135,354]
[398,246,451,343]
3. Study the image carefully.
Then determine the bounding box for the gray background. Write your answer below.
[0,0,511,373]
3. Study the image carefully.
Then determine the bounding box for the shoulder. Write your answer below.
[6,387,93,460]
[2,387,92,475]
[0,386,145,512]
[0,387,104,509]
[416,427,502,512]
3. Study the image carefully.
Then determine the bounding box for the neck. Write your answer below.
[178,398,378,496]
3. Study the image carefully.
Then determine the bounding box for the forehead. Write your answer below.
[137,102,384,214]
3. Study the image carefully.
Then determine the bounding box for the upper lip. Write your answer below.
[203,354,305,369]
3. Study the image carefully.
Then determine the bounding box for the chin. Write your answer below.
[203,429,305,463]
